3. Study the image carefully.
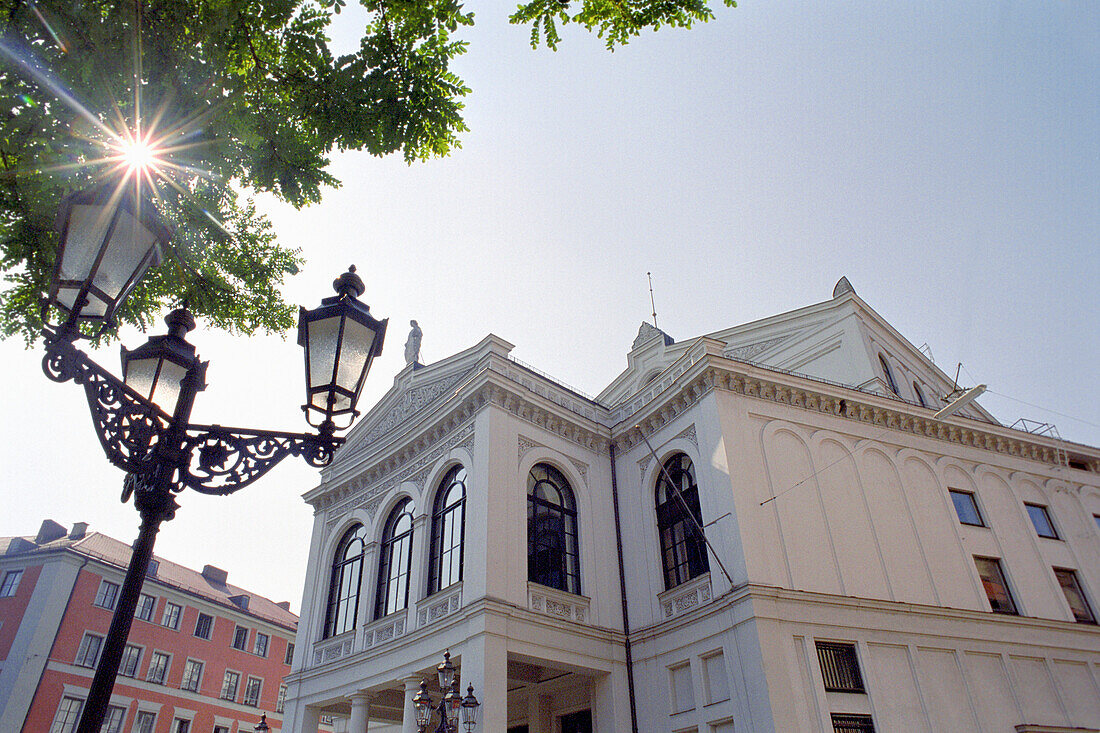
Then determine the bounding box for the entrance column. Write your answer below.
[460,633,509,732]
[592,664,630,732]
[402,676,422,733]
[348,692,374,733]
[527,691,551,733]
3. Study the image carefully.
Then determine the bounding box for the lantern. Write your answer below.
[460,684,481,732]
[48,182,169,327]
[443,680,462,728]
[120,308,201,416]
[413,679,433,729]
[297,266,387,431]
[436,650,456,691]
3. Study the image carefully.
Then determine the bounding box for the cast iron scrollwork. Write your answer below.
[179,425,343,495]
[42,334,170,474]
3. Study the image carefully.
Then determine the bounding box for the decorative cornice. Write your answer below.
[724,336,787,362]
[356,368,474,448]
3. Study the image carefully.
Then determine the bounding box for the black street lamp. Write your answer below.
[412,652,481,733]
[39,183,387,733]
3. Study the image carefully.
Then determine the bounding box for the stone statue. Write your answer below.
[404,320,422,365]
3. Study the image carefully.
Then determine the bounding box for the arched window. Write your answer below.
[879,354,899,395]
[375,499,415,618]
[527,463,581,594]
[428,466,467,594]
[655,454,709,590]
[912,381,927,408]
[324,524,367,638]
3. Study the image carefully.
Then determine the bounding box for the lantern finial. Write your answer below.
[333,265,365,299]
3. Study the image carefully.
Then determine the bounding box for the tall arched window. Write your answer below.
[879,354,899,395]
[656,453,709,590]
[324,524,367,637]
[428,466,467,594]
[527,463,581,594]
[375,499,415,618]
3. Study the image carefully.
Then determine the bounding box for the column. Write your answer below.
[460,633,509,732]
[592,664,630,732]
[526,691,551,733]
[348,692,374,733]
[402,676,422,733]
[286,703,322,733]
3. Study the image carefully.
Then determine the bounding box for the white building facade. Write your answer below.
[283,279,1100,733]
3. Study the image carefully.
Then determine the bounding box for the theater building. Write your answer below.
[283,278,1100,732]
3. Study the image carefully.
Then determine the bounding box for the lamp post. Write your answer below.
[412,652,481,733]
[39,181,388,733]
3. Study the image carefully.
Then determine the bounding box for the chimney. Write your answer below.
[202,565,228,586]
[69,522,88,540]
[35,519,67,545]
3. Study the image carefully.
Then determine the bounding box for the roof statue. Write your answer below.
[632,321,674,350]
[404,319,423,366]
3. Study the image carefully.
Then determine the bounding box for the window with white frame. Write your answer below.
[276,685,288,713]
[161,601,182,629]
[221,670,240,700]
[171,719,191,733]
[284,642,295,665]
[1,569,23,597]
[253,632,269,657]
[75,632,104,668]
[146,651,170,684]
[243,676,263,706]
[232,625,249,650]
[102,705,126,733]
[670,662,695,713]
[213,727,230,733]
[132,710,156,733]
[49,696,83,733]
[119,644,142,677]
[181,658,204,691]
[135,593,156,622]
[193,612,213,639]
[94,579,120,610]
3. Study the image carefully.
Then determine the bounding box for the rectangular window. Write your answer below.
[253,632,269,657]
[193,612,213,640]
[1054,568,1096,624]
[214,728,230,733]
[221,670,240,701]
[276,685,288,713]
[816,642,865,692]
[119,644,142,677]
[172,719,190,733]
[1094,514,1100,531]
[232,625,249,650]
[75,632,104,668]
[670,662,695,712]
[133,710,156,733]
[949,489,984,526]
[1025,503,1059,539]
[135,594,156,622]
[832,713,875,733]
[703,652,730,704]
[974,556,1018,614]
[284,642,295,665]
[146,651,170,684]
[103,705,126,733]
[94,580,120,610]
[243,676,263,706]
[49,696,83,733]
[0,569,23,597]
[180,658,204,691]
[161,601,182,629]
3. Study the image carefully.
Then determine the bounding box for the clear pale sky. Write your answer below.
[1,1,1097,612]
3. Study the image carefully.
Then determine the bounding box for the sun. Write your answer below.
[112,132,163,178]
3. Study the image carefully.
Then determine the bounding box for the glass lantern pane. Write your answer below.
[335,318,376,393]
[95,207,159,299]
[307,316,341,390]
[150,359,188,415]
[56,285,109,316]
[60,205,109,283]
[124,357,160,401]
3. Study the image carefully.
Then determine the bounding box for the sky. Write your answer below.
[1,1,1098,613]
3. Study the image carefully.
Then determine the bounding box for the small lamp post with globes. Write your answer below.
[412,652,481,733]
[38,179,388,733]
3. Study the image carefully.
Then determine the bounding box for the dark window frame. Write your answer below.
[527,463,581,595]
[0,569,22,597]
[375,499,416,619]
[831,713,875,733]
[324,524,367,638]
[1025,503,1059,539]
[974,556,1018,615]
[656,453,710,590]
[231,625,249,651]
[1054,567,1096,624]
[816,641,865,693]
[879,354,899,395]
[428,465,467,595]
[949,489,985,527]
[193,612,213,640]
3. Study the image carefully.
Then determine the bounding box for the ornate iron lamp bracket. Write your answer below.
[42,328,170,475]
[179,425,344,495]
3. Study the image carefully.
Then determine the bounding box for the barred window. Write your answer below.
[832,713,875,733]
[428,466,467,595]
[816,642,864,692]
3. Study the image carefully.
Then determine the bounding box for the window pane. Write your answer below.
[0,569,22,596]
[1055,568,1096,623]
[50,696,83,733]
[326,524,366,636]
[193,612,213,639]
[94,580,120,609]
[75,633,103,667]
[1025,504,1058,539]
[103,705,126,733]
[832,713,876,733]
[119,645,142,677]
[135,594,156,622]
[949,490,984,526]
[974,557,1017,614]
[527,463,580,594]
[232,626,249,650]
[816,642,865,692]
[161,602,182,629]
